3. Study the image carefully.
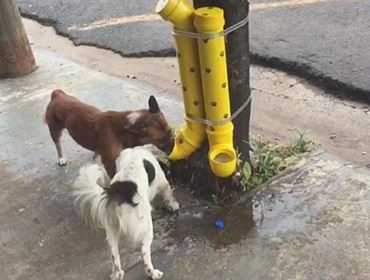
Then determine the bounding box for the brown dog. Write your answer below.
[45,89,173,177]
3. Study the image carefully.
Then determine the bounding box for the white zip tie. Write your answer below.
[172,14,249,40]
[185,94,252,127]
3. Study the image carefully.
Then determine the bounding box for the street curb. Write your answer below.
[21,11,370,105]
[250,52,370,105]
[20,10,177,58]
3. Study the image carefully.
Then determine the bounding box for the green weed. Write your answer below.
[291,130,312,154]
[241,131,311,191]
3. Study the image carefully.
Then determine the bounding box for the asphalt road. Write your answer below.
[18,0,370,101]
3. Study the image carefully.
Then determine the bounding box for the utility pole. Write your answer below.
[194,0,251,163]
[0,0,37,78]
[172,0,251,199]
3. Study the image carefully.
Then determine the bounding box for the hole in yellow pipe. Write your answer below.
[210,101,217,106]
[205,67,211,73]
[221,82,227,88]
[155,0,170,13]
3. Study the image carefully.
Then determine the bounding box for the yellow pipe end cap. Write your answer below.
[209,145,237,178]
[155,0,179,18]
[194,7,225,31]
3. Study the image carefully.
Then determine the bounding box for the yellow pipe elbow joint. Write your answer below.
[156,0,206,160]
[194,7,237,177]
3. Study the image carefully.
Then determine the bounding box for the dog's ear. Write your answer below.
[148,95,160,113]
[108,181,140,207]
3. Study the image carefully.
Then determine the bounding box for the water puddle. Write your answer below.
[173,203,255,249]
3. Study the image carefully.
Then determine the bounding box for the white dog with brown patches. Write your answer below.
[73,147,179,280]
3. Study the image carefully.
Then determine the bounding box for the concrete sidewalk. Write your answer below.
[0,48,183,280]
[1,49,370,280]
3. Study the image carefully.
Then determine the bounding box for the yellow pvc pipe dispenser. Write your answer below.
[194,7,237,177]
[156,0,206,160]
[156,1,237,177]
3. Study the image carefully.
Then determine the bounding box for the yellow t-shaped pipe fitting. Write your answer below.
[194,7,237,177]
[156,0,206,160]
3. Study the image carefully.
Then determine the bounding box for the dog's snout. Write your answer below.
[167,136,175,154]
[158,134,174,155]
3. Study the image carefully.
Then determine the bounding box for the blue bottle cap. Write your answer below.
[214,219,224,230]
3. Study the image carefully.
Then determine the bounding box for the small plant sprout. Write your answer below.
[291,130,312,154]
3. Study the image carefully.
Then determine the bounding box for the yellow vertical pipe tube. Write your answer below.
[194,7,237,177]
[156,0,206,160]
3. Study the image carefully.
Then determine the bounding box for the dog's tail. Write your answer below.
[72,164,111,229]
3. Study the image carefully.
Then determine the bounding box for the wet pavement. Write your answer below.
[127,152,370,280]
[1,49,370,279]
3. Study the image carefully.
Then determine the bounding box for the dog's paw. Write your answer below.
[111,270,125,280]
[167,201,180,212]
[150,269,163,280]
[58,158,67,166]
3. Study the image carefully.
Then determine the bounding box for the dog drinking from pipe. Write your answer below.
[45,89,174,177]
[73,146,179,280]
